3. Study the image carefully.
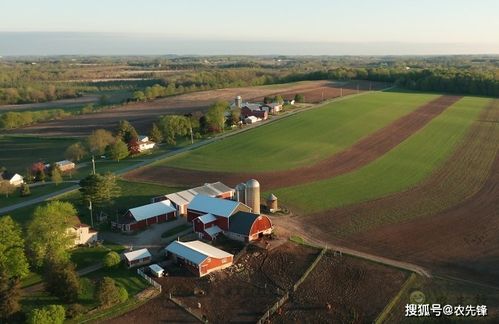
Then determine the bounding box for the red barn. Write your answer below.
[165,240,233,277]
[241,105,268,120]
[226,212,273,242]
[112,200,176,232]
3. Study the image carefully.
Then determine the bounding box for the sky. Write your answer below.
[1,0,498,55]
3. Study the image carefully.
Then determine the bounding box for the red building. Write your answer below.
[226,212,273,242]
[241,105,268,120]
[165,240,233,277]
[112,200,176,232]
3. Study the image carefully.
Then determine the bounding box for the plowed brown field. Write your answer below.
[124,95,460,189]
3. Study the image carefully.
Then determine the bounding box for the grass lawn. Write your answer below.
[0,136,78,174]
[161,91,438,172]
[0,182,74,208]
[274,96,491,214]
[70,244,126,270]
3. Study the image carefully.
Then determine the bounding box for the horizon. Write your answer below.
[1,0,499,56]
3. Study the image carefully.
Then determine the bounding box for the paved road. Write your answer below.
[22,262,104,295]
[0,90,377,215]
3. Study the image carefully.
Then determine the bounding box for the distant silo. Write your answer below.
[266,193,278,212]
[245,179,260,214]
[235,183,246,203]
[235,96,242,108]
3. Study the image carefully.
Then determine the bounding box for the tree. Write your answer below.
[132,91,146,102]
[275,95,284,104]
[65,142,87,162]
[107,139,129,162]
[0,270,21,320]
[115,120,138,144]
[20,183,31,197]
[26,201,77,267]
[205,100,228,133]
[86,129,115,156]
[0,180,15,198]
[79,173,121,208]
[103,251,121,268]
[51,166,63,186]
[118,286,128,302]
[149,122,163,143]
[294,93,305,103]
[44,259,80,303]
[227,107,241,126]
[263,96,275,104]
[94,277,122,307]
[0,216,29,278]
[157,115,190,145]
[27,305,66,324]
[36,168,46,182]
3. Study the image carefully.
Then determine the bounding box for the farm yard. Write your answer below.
[3,80,369,137]
[271,252,408,323]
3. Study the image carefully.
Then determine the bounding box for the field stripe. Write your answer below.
[274,96,491,214]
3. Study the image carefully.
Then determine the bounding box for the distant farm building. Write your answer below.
[123,248,152,268]
[112,200,176,232]
[55,160,76,172]
[261,103,283,114]
[67,218,98,246]
[0,171,24,186]
[226,212,273,242]
[137,135,156,152]
[266,193,278,212]
[241,104,268,120]
[152,182,234,216]
[165,240,233,277]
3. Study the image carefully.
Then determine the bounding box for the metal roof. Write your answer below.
[124,248,151,262]
[229,211,261,236]
[165,240,233,265]
[149,264,164,274]
[204,225,223,237]
[197,213,217,224]
[165,182,234,207]
[129,200,176,222]
[188,195,241,218]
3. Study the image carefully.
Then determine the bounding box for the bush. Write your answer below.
[103,251,121,268]
[27,305,65,324]
[94,277,121,307]
[65,303,86,319]
[19,183,31,197]
[44,260,80,303]
[118,286,129,302]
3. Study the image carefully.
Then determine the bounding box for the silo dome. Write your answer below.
[246,179,260,188]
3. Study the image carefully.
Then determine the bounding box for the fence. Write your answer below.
[137,268,162,293]
[292,247,328,292]
[169,294,206,323]
[256,292,290,324]
[374,273,418,324]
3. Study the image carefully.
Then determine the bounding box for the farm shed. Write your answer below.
[55,160,76,172]
[124,248,152,268]
[165,240,233,277]
[112,200,176,232]
[226,212,273,242]
[149,264,165,277]
[0,171,24,186]
[151,182,235,216]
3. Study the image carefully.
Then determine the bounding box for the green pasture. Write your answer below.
[274,96,491,214]
[161,91,439,172]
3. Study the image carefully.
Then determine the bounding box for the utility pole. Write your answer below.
[340,88,343,97]
[189,120,194,144]
[92,155,96,175]
[89,199,94,228]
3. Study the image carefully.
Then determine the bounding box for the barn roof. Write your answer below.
[197,213,217,224]
[128,200,176,222]
[188,195,242,218]
[229,211,263,236]
[204,225,223,237]
[165,182,234,206]
[165,240,232,265]
[124,248,151,262]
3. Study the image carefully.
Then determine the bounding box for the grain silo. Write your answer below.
[235,96,242,108]
[245,179,260,214]
[266,193,278,212]
[235,183,246,203]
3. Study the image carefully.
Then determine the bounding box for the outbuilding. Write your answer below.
[123,248,152,268]
[226,211,273,242]
[113,200,176,232]
[149,264,165,277]
[165,240,233,277]
[0,171,24,187]
[55,160,76,172]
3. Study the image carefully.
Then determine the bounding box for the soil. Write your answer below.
[272,252,408,323]
[124,95,460,189]
[6,80,359,137]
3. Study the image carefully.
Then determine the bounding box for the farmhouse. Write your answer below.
[67,218,98,246]
[55,160,76,172]
[262,102,283,114]
[165,240,233,277]
[241,104,268,120]
[112,200,176,232]
[137,135,156,152]
[152,182,234,216]
[0,171,24,186]
[123,248,152,268]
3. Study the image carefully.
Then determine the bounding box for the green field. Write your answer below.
[162,91,439,172]
[0,183,74,208]
[274,96,491,214]
[0,136,78,174]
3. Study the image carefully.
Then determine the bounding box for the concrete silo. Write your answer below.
[235,96,242,108]
[245,179,260,214]
[266,193,278,212]
[235,183,246,203]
